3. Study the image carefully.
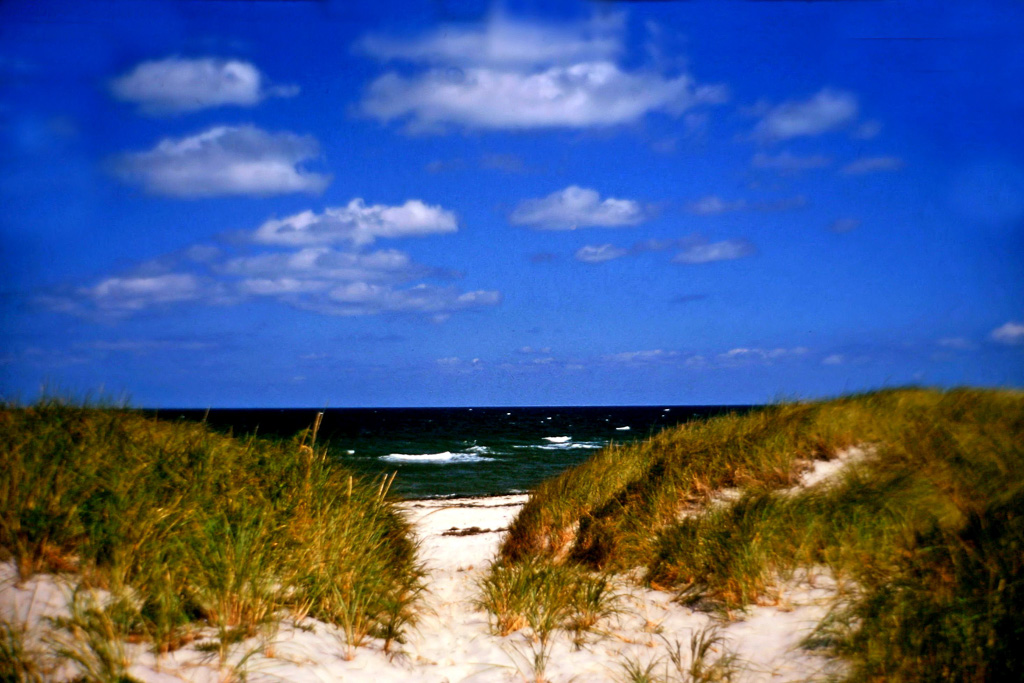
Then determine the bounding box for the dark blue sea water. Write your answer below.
[154,406,752,499]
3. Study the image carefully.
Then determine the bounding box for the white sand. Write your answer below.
[788,445,871,492]
[0,488,846,681]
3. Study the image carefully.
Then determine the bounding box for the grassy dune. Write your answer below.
[0,399,424,674]
[494,388,1024,681]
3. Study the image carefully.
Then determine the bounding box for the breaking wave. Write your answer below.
[380,450,495,464]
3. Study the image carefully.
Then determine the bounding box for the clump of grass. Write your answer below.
[663,627,738,682]
[500,387,1024,680]
[46,588,138,683]
[0,396,425,668]
[0,618,46,682]
[477,557,620,680]
[615,626,740,683]
[477,558,619,640]
[617,654,664,683]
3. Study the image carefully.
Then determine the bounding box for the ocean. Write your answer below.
[153,405,752,499]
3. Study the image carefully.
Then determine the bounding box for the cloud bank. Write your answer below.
[40,199,498,321]
[358,13,726,132]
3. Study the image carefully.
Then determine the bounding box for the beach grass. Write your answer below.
[496,387,1024,680]
[476,555,620,681]
[0,396,425,668]
[476,557,619,641]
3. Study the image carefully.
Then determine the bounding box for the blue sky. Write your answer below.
[1,0,1022,407]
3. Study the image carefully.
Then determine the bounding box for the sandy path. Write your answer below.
[1,488,846,681]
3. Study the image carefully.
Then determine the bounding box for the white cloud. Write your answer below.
[113,125,330,197]
[575,244,629,263]
[991,321,1024,345]
[358,14,726,132]
[840,156,905,175]
[46,255,497,321]
[752,151,832,173]
[110,57,297,115]
[321,283,500,318]
[363,62,725,131]
[221,247,430,283]
[686,195,747,215]
[753,89,859,142]
[357,13,623,67]
[572,236,721,265]
[236,278,330,296]
[673,239,755,264]
[40,198,497,321]
[77,273,214,313]
[605,349,679,364]
[822,354,845,365]
[518,346,552,355]
[511,186,648,229]
[251,200,457,247]
[719,347,809,365]
[436,356,485,372]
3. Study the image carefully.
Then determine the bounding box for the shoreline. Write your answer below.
[400,492,531,504]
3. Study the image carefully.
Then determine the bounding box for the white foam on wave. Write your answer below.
[535,441,604,451]
[543,436,572,443]
[616,426,631,431]
[380,451,495,464]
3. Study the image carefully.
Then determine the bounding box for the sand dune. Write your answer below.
[2,486,846,681]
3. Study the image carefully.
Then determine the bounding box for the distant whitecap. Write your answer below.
[543,436,571,443]
[531,438,604,450]
[380,451,494,464]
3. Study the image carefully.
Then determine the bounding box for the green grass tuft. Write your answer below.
[476,557,619,641]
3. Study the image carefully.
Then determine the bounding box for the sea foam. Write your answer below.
[524,437,604,451]
[380,450,495,464]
